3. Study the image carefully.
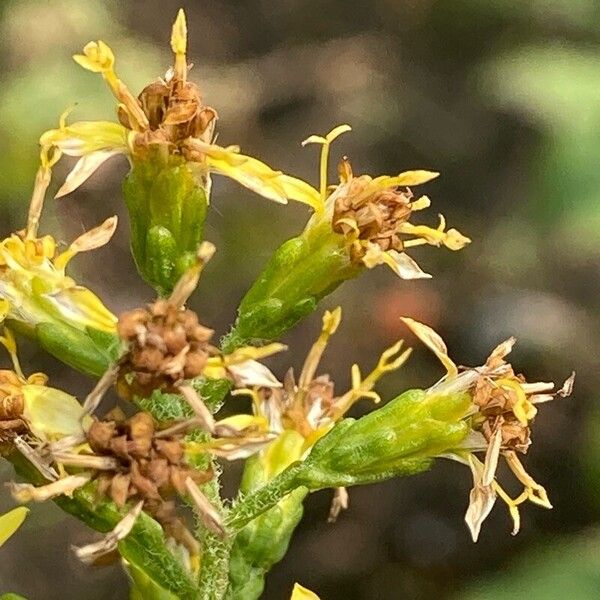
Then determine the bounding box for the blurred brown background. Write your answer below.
[0,1,599,598]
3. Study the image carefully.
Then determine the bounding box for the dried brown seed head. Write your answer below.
[118,301,214,394]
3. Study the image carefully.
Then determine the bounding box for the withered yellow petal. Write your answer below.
[401,317,458,377]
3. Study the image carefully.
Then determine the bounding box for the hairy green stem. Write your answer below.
[227,466,304,532]
[7,451,198,599]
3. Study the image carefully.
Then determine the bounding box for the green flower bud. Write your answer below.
[298,390,470,488]
[223,223,359,351]
[226,390,471,532]
[123,152,208,295]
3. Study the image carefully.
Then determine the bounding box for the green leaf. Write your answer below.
[126,561,179,600]
[36,322,112,377]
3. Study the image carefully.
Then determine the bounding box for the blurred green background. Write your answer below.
[0,1,598,598]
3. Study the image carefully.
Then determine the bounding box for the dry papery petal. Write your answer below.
[13,436,58,481]
[184,477,225,537]
[73,501,144,564]
[226,360,282,388]
[328,487,349,523]
[9,474,91,503]
[205,433,277,461]
[464,456,496,543]
[81,363,119,416]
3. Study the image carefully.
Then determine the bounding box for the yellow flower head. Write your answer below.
[40,10,317,210]
[299,125,471,279]
[0,146,117,332]
[402,317,575,542]
[0,156,117,334]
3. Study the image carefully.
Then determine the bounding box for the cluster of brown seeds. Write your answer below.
[332,177,414,259]
[120,72,217,153]
[117,299,215,396]
[87,410,211,550]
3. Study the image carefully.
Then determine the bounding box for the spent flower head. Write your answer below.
[116,244,285,399]
[402,317,575,541]
[300,125,471,278]
[40,9,316,208]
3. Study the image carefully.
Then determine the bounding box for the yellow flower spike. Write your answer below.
[171,9,188,81]
[290,583,320,600]
[0,507,29,548]
[297,307,341,391]
[401,317,459,378]
[302,124,352,208]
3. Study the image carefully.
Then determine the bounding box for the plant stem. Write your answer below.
[226,465,303,532]
[196,476,231,600]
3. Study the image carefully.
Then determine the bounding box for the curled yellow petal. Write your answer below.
[43,287,118,333]
[373,170,440,188]
[191,139,318,206]
[401,317,458,377]
[40,120,130,157]
[362,243,432,279]
[73,40,115,73]
[54,216,118,269]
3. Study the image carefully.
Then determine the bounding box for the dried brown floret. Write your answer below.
[333,177,414,260]
[117,300,214,396]
[85,410,213,552]
[117,61,217,154]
